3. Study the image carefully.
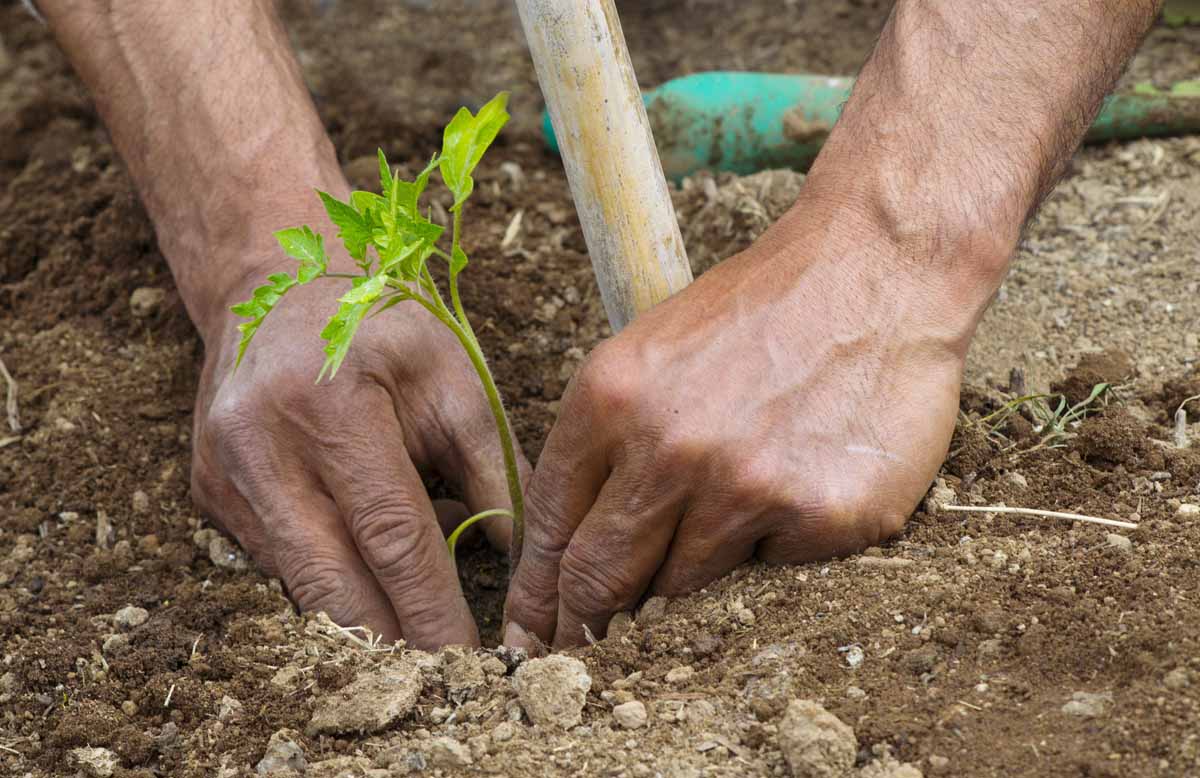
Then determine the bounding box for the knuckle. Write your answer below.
[559,546,636,616]
[656,429,708,474]
[521,487,572,556]
[351,497,435,581]
[875,508,910,543]
[726,451,785,505]
[572,341,642,416]
[277,551,366,624]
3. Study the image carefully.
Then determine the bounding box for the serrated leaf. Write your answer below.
[451,246,468,275]
[318,190,373,263]
[352,190,386,217]
[338,274,387,306]
[275,226,329,283]
[231,272,299,367]
[318,296,373,382]
[440,92,509,209]
[377,148,393,199]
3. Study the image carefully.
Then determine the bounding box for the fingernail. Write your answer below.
[503,621,536,651]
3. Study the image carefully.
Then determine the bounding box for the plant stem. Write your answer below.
[448,208,473,337]
[379,268,526,560]
[446,508,514,560]
[444,313,525,559]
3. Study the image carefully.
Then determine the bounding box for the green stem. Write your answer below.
[381,275,525,558]
[443,313,525,559]
[448,208,473,338]
[446,508,514,561]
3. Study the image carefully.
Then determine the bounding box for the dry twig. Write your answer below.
[942,504,1137,530]
[0,358,19,434]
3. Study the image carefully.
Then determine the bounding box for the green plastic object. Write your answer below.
[542,71,1200,181]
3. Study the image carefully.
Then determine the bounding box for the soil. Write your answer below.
[2,2,1200,777]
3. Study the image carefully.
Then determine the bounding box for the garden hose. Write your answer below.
[542,71,1200,181]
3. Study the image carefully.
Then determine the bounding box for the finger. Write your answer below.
[552,467,682,648]
[264,488,405,642]
[456,435,532,553]
[191,462,276,574]
[433,499,470,538]
[201,430,405,640]
[325,438,479,650]
[648,505,761,597]
[435,406,533,553]
[501,415,608,650]
[756,501,901,564]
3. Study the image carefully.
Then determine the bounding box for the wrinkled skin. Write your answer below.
[191,220,529,649]
[503,200,977,649]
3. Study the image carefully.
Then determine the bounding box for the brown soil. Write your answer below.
[2,2,1200,777]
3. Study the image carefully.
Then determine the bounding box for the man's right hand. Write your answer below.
[189,212,528,648]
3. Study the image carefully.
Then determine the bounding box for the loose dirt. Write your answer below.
[1,2,1199,777]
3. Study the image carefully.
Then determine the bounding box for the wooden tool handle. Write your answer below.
[515,0,693,332]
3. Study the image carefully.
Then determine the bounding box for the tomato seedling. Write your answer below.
[231,93,524,561]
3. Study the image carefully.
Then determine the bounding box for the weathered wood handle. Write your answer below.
[515,0,694,331]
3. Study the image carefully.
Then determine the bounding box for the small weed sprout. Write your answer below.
[980,382,1112,451]
[231,93,524,561]
[1177,394,1199,449]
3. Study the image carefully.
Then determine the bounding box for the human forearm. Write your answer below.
[789,0,1161,311]
[39,0,347,336]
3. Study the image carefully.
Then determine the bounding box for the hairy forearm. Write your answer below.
[39,0,346,335]
[795,0,1161,302]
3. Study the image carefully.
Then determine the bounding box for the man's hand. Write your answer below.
[504,0,1161,649]
[38,0,531,648]
[503,199,979,648]
[192,218,525,648]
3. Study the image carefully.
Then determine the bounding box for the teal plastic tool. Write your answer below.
[542,71,1200,180]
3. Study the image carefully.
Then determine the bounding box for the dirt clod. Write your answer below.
[778,700,858,778]
[306,659,423,736]
[1061,691,1113,718]
[429,736,473,768]
[70,747,120,778]
[113,605,149,630]
[512,655,591,730]
[612,700,648,730]
[255,729,307,775]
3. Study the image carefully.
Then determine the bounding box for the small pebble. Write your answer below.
[129,287,166,318]
[428,736,472,768]
[665,666,695,684]
[612,700,648,730]
[638,597,669,625]
[1177,503,1199,518]
[491,721,516,743]
[103,634,129,655]
[1105,533,1132,552]
[1164,667,1190,690]
[113,605,149,630]
[1061,691,1111,718]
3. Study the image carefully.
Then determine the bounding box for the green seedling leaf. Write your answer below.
[275,226,329,283]
[451,246,469,275]
[231,272,299,367]
[440,93,510,209]
[338,274,387,306]
[317,279,383,382]
[378,148,393,199]
[318,190,373,264]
